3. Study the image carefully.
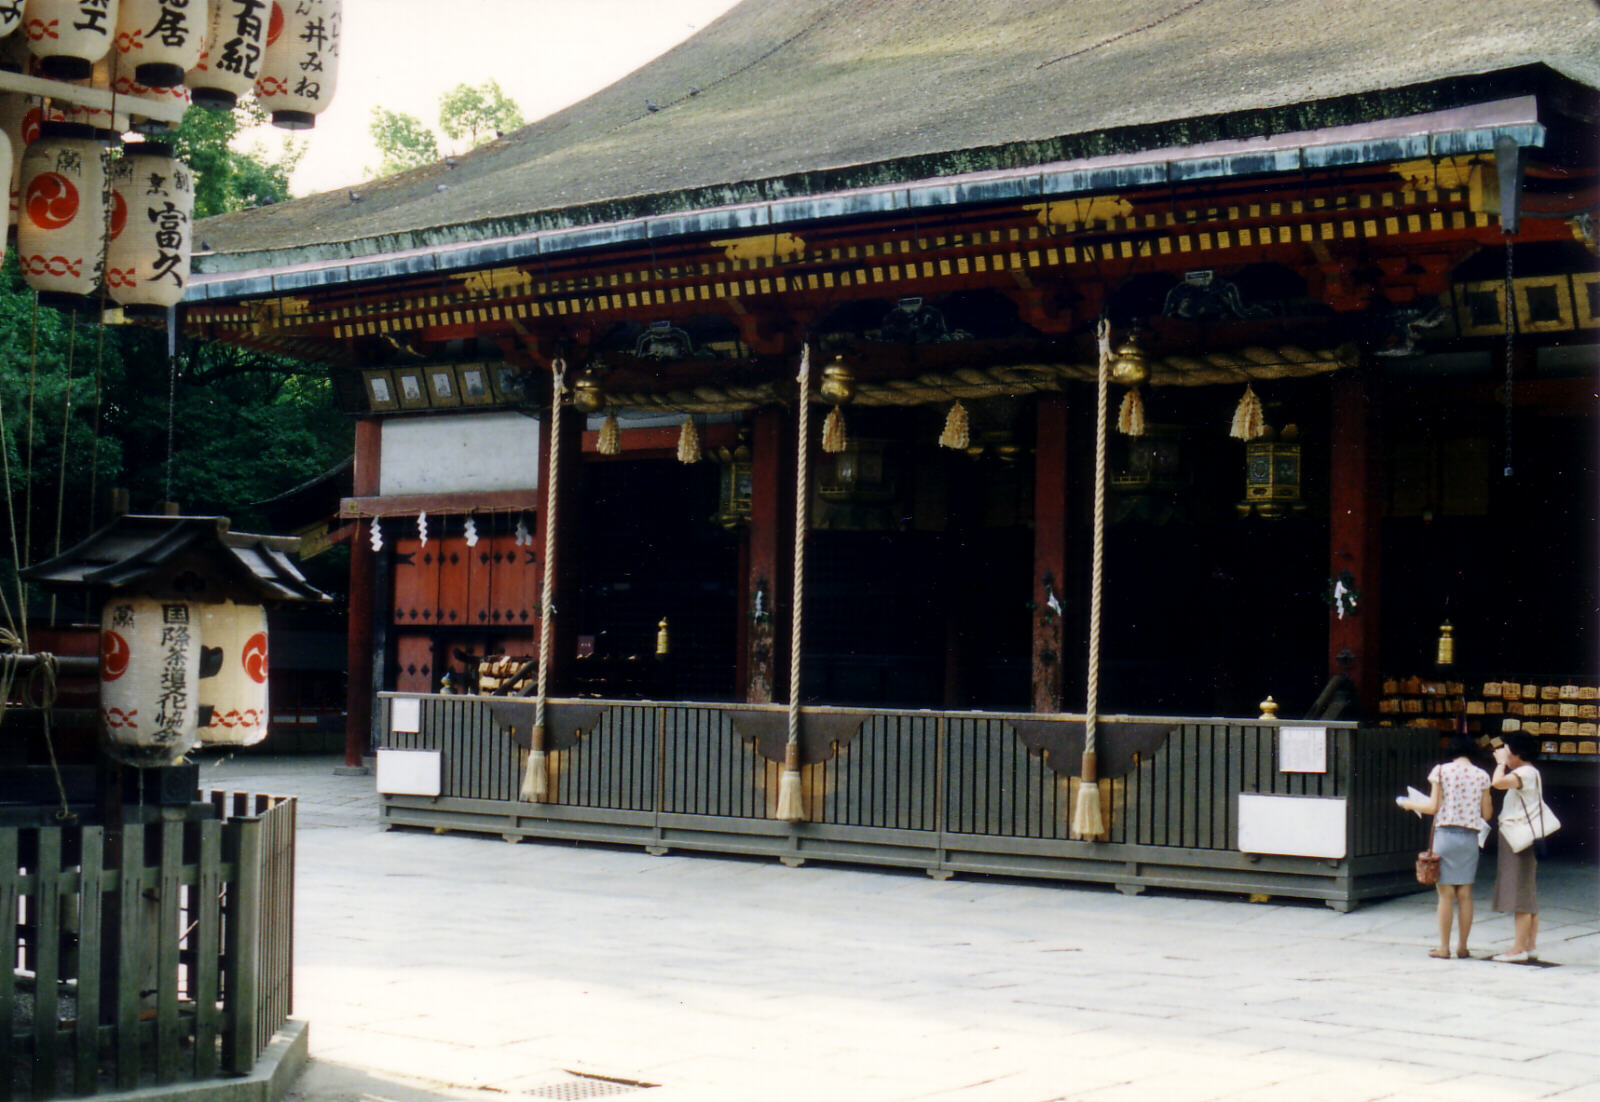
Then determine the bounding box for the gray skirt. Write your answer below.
[1435,826,1481,886]
[1493,831,1538,913]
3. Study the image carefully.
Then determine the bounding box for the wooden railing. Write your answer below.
[380,695,1436,908]
[0,793,296,1100]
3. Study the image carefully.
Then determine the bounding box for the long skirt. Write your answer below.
[1492,830,1538,913]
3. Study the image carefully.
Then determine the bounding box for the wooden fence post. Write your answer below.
[223,818,263,1075]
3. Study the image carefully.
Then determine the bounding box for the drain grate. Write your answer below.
[522,1071,656,1099]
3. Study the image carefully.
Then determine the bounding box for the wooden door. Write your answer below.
[436,532,469,628]
[394,634,435,693]
[391,533,440,627]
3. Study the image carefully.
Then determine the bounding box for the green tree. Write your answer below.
[368,106,440,176]
[438,80,523,148]
[170,101,303,218]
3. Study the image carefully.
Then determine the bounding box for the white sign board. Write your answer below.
[1279,726,1328,773]
[1237,794,1347,859]
[380,412,540,496]
[376,749,442,797]
[391,697,421,733]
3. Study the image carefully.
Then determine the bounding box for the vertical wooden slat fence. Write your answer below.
[0,793,296,1100]
[380,694,1437,908]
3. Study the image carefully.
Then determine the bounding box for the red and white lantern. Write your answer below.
[23,0,121,81]
[185,0,269,110]
[197,601,269,747]
[17,121,108,302]
[106,140,193,311]
[115,0,208,88]
[255,0,339,130]
[100,594,201,766]
[1,96,62,226]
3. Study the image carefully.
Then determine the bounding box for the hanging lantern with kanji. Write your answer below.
[17,121,108,304]
[186,0,272,110]
[0,2,22,38]
[198,600,269,747]
[115,0,210,88]
[24,0,121,80]
[106,140,194,312]
[21,515,331,767]
[255,0,341,130]
[99,594,202,766]
[1,96,61,226]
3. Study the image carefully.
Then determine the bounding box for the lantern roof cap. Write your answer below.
[186,0,1598,288]
[20,515,331,605]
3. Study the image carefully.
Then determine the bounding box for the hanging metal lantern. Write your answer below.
[115,0,209,88]
[24,0,121,80]
[255,0,341,130]
[100,594,201,767]
[17,121,108,304]
[1237,424,1306,519]
[186,0,271,110]
[198,601,269,747]
[571,372,606,413]
[106,141,194,313]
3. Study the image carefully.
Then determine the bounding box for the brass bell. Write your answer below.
[571,373,606,414]
[819,355,857,405]
[1436,621,1455,668]
[1109,335,1150,387]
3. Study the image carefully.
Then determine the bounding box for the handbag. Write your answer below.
[1499,770,1561,855]
[1415,796,1440,886]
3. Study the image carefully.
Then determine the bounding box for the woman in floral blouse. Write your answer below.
[1402,734,1492,958]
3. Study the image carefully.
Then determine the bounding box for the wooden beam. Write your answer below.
[340,489,542,518]
[580,421,741,458]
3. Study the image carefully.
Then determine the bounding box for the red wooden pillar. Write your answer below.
[344,418,380,767]
[744,408,789,703]
[1329,373,1383,713]
[1032,394,1071,713]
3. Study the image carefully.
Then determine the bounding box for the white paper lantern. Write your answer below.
[100,594,200,766]
[1,2,23,38]
[1,95,62,227]
[17,121,108,303]
[106,140,192,311]
[185,0,269,110]
[22,0,121,80]
[59,53,130,135]
[255,0,339,130]
[114,68,192,133]
[115,0,208,88]
[197,601,269,747]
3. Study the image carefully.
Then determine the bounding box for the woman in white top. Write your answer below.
[1403,734,1492,959]
[1490,732,1545,962]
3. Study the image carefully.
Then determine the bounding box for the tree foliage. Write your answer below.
[437,80,524,147]
[369,80,524,177]
[169,101,302,218]
[368,107,440,176]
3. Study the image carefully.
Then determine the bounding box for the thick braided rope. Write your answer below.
[535,359,566,732]
[1086,320,1111,756]
[788,346,812,751]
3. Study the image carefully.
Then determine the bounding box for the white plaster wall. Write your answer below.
[379,413,541,496]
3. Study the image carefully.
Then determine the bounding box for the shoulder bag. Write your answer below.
[1415,775,1442,886]
[1498,769,1561,855]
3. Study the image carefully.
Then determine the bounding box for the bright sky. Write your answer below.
[254,0,744,196]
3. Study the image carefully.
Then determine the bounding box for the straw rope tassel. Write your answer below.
[521,358,566,802]
[597,411,620,455]
[939,400,970,449]
[677,416,702,463]
[1073,320,1111,840]
[1230,385,1265,441]
[821,405,847,453]
[775,345,812,823]
[1116,387,1146,437]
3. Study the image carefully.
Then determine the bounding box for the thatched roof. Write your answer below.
[191,0,1600,279]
